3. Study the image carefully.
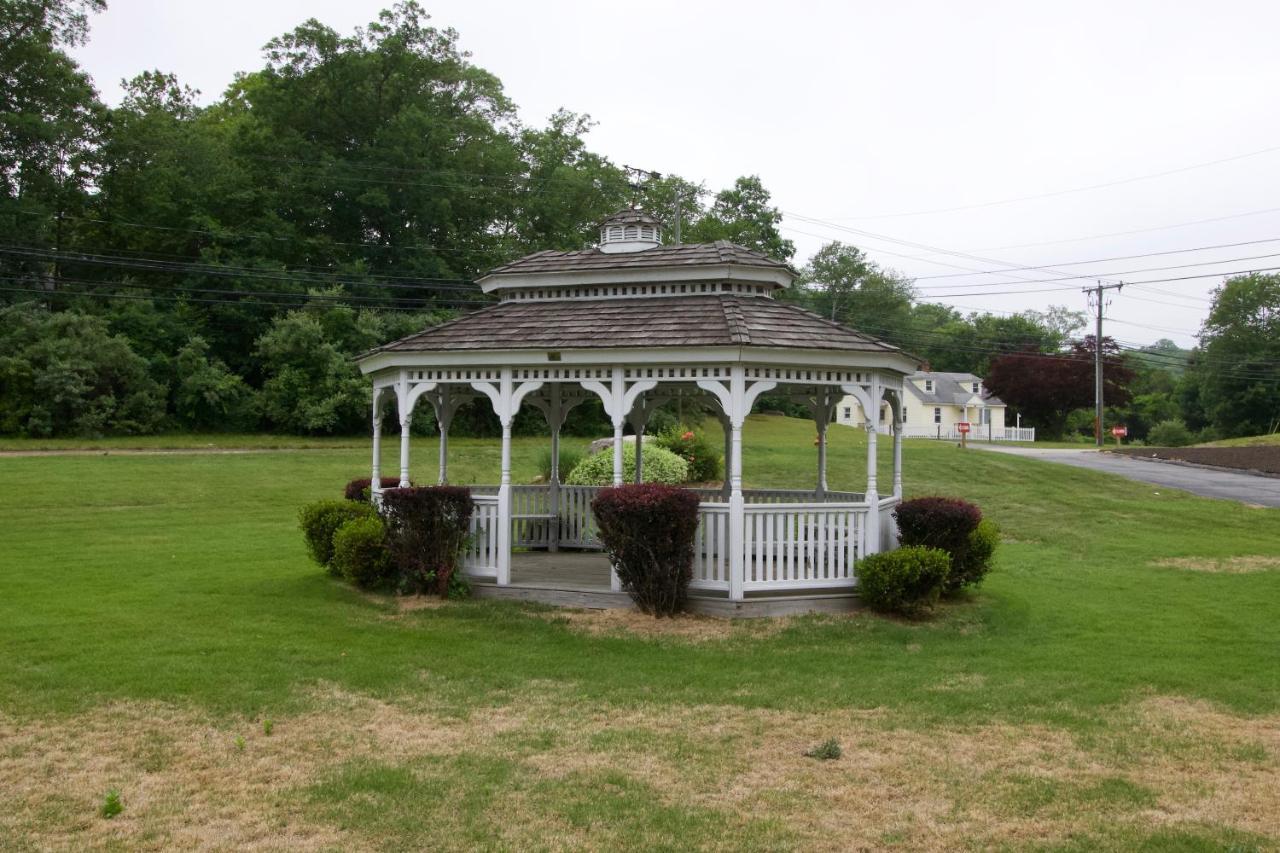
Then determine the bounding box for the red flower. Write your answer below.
[681,431,695,441]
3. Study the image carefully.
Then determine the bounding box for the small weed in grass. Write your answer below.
[803,738,842,760]
[100,789,122,819]
[235,735,245,752]
[263,718,274,736]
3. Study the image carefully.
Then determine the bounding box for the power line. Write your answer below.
[817,143,1280,221]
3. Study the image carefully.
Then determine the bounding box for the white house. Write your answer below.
[836,371,1035,441]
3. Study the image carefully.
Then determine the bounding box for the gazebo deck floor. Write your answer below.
[469,551,862,619]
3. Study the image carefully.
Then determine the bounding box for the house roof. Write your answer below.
[481,241,794,278]
[599,208,663,228]
[364,294,905,355]
[906,371,1005,407]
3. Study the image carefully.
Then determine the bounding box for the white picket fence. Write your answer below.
[461,484,883,592]
[885,425,1035,442]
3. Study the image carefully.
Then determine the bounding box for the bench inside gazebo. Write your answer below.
[358,209,919,617]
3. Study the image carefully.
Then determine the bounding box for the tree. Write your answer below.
[1194,273,1280,437]
[685,175,795,261]
[0,0,105,287]
[796,241,915,338]
[172,337,259,431]
[0,302,165,436]
[984,337,1134,439]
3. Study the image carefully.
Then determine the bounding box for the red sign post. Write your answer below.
[1111,425,1127,446]
[957,421,970,448]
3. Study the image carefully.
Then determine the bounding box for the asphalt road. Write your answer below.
[973,445,1280,508]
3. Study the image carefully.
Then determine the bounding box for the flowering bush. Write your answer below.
[565,444,688,486]
[652,426,722,482]
[343,476,403,501]
[380,486,474,597]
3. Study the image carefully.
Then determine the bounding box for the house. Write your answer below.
[836,371,1034,441]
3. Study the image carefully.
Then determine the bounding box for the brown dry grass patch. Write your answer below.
[534,606,793,641]
[2,690,1276,851]
[1152,555,1280,574]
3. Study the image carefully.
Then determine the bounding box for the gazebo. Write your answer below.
[357,210,919,615]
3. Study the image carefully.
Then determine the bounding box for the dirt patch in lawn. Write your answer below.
[535,606,790,641]
[1113,445,1280,476]
[1152,555,1280,574]
[3,691,1277,851]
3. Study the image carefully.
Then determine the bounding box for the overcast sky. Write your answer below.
[70,0,1280,348]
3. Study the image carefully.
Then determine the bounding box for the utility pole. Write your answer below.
[1085,280,1124,447]
[673,184,682,243]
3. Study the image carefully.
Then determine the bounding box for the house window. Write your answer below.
[933,407,942,424]
[924,379,933,392]
[972,381,980,393]
[843,406,852,420]
[980,408,991,425]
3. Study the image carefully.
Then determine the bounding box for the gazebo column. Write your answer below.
[626,396,656,484]
[582,369,657,592]
[718,412,732,500]
[398,412,413,488]
[472,371,543,586]
[370,387,386,503]
[528,384,580,553]
[699,368,776,602]
[863,374,882,555]
[810,392,834,500]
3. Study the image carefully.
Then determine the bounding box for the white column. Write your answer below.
[815,397,829,500]
[610,367,625,488]
[398,416,412,487]
[437,396,450,485]
[893,422,903,499]
[496,369,514,586]
[370,390,384,502]
[864,375,881,554]
[548,384,562,552]
[727,366,747,601]
[720,413,732,500]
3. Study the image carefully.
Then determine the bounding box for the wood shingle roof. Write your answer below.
[482,241,794,277]
[369,295,903,355]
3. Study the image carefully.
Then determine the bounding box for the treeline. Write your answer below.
[2,1,1274,440]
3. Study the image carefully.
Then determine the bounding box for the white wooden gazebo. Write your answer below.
[358,209,918,615]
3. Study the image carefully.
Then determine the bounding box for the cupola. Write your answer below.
[598,208,663,254]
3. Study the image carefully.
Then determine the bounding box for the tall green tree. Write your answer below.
[0,0,105,285]
[685,175,795,261]
[1194,273,1280,437]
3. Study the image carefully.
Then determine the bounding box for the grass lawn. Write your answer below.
[1,415,1277,850]
[1201,433,1280,448]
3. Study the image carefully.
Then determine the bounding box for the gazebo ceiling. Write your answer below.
[362,294,907,356]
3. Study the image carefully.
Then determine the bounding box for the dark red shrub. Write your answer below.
[344,477,404,502]
[591,484,701,617]
[894,496,982,556]
[380,486,473,596]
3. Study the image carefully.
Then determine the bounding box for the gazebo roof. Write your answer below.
[481,240,793,278]
[365,294,904,355]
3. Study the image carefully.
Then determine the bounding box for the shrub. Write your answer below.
[381,486,474,596]
[653,426,722,482]
[565,444,689,486]
[343,476,403,501]
[299,500,377,570]
[1148,419,1194,447]
[536,445,584,482]
[895,496,982,554]
[591,484,701,616]
[856,546,951,616]
[947,518,999,593]
[332,514,394,589]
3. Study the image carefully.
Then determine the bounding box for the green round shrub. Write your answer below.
[332,514,394,589]
[298,499,376,571]
[565,444,689,486]
[1148,419,1194,447]
[947,518,999,593]
[856,546,951,617]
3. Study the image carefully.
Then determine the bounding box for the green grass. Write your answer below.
[4,414,1274,720]
[2,414,1277,848]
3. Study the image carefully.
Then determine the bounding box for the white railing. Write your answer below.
[460,485,898,593]
[691,503,730,590]
[464,494,500,577]
[742,502,867,590]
